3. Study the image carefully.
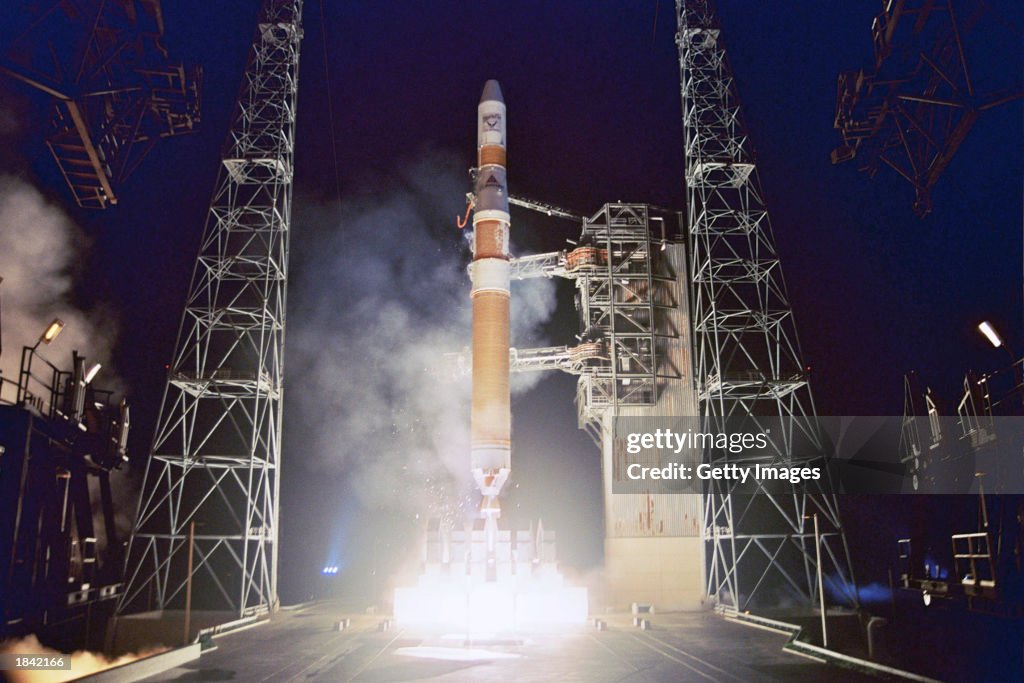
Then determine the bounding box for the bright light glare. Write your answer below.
[84,363,102,384]
[321,565,339,575]
[40,318,65,344]
[395,646,522,662]
[978,321,1004,349]
[394,572,587,630]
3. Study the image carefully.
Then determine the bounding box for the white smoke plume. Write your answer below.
[0,177,136,541]
[287,154,557,521]
[0,634,165,682]
[0,176,118,395]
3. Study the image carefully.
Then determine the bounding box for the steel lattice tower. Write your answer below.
[675,0,857,611]
[120,0,304,617]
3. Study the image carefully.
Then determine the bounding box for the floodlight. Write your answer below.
[977,321,1003,349]
[39,318,65,345]
[84,363,102,384]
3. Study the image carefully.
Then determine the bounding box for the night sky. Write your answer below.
[0,1,1021,602]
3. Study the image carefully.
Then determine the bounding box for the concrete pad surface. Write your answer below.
[137,601,877,682]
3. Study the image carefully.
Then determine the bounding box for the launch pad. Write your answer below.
[448,79,704,617]
[393,523,587,629]
[124,600,876,682]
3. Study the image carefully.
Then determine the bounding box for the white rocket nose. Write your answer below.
[477,79,507,163]
[480,79,504,104]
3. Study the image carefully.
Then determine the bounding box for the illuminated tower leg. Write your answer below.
[675,0,857,611]
[119,0,304,619]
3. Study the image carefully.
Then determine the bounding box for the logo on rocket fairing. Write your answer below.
[483,113,502,130]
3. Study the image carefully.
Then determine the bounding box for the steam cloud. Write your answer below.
[0,176,118,396]
[0,634,165,683]
[0,176,136,539]
[288,153,557,521]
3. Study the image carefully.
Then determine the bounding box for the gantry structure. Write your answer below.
[0,0,201,208]
[676,0,857,611]
[831,0,1023,217]
[110,0,858,618]
[484,200,704,608]
[1,349,129,648]
[120,0,304,617]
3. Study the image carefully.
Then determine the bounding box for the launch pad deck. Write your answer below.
[134,601,874,682]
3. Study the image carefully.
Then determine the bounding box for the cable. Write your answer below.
[319,0,343,210]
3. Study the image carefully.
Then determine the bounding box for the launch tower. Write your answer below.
[118,0,304,622]
[676,0,857,611]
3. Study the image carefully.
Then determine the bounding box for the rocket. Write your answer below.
[470,80,510,565]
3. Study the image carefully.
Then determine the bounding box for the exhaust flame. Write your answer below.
[395,571,588,631]
[0,634,166,683]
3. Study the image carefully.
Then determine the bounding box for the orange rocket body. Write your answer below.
[470,80,511,528]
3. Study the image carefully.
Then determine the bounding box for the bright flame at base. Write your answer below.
[395,571,588,631]
[0,634,166,683]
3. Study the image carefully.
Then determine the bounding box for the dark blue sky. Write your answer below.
[56,0,1017,416]
[1,1,1021,595]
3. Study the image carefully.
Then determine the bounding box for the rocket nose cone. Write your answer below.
[481,79,504,104]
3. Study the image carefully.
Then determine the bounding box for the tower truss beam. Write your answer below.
[0,1,202,209]
[676,0,857,612]
[120,0,304,618]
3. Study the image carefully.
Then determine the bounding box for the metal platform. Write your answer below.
[132,601,875,682]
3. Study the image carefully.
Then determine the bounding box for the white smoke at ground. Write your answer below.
[0,633,165,683]
[0,176,119,399]
[288,153,557,524]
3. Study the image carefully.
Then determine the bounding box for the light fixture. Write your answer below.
[20,318,67,404]
[654,216,667,250]
[977,321,1003,349]
[84,363,102,384]
[39,318,65,345]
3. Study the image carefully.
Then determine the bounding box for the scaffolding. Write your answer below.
[896,356,1023,616]
[119,0,303,618]
[504,201,684,446]
[901,357,1024,493]
[676,0,857,611]
[0,0,201,209]
[573,205,673,432]
[0,348,128,647]
[831,0,1023,217]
